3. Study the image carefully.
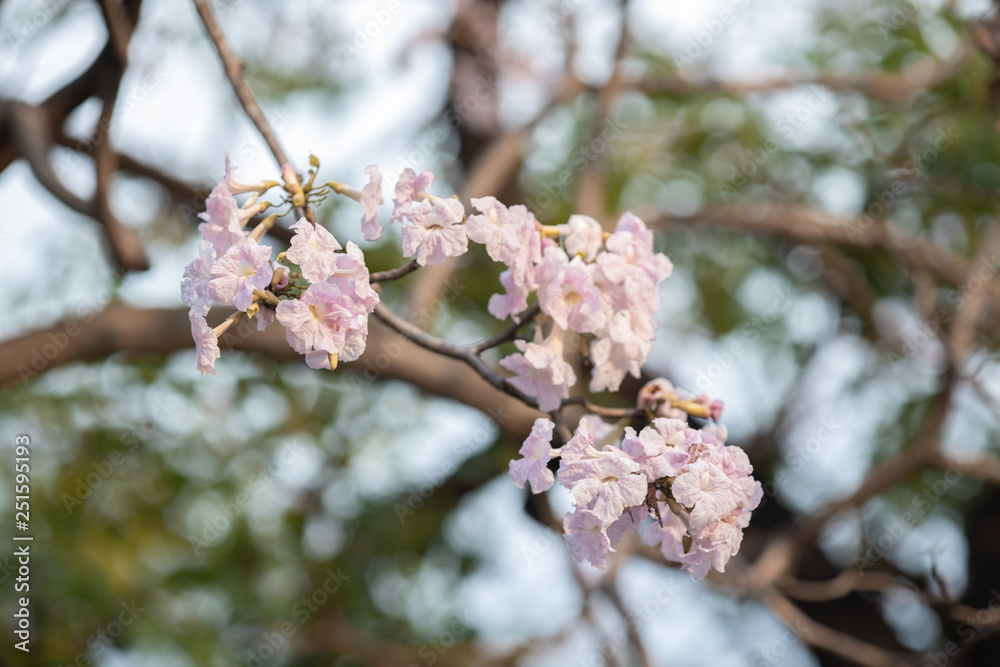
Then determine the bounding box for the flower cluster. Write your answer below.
[181,158,378,375]
[378,167,470,265]
[479,207,673,409]
[362,167,672,410]
[508,381,761,579]
[183,159,668,409]
[183,156,761,579]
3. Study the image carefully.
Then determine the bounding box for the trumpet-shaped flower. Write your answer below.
[558,450,647,524]
[509,418,556,493]
[400,198,468,265]
[198,156,264,254]
[500,326,576,411]
[360,165,384,241]
[467,197,541,291]
[487,268,530,320]
[560,214,603,261]
[190,312,220,376]
[563,509,612,571]
[182,240,217,317]
[208,238,274,311]
[391,168,435,223]
[285,218,343,283]
[535,246,603,333]
[276,282,367,356]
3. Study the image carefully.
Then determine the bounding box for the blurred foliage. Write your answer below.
[3,0,1000,665]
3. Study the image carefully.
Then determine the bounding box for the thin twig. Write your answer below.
[98,0,133,64]
[190,0,311,222]
[372,302,539,407]
[793,369,954,554]
[559,394,638,419]
[370,259,421,284]
[191,0,290,166]
[757,587,911,667]
[598,576,652,667]
[949,220,1000,363]
[472,304,542,353]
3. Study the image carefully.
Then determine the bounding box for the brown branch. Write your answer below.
[371,301,539,407]
[661,203,1000,308]
[949,221,1000,363]
[98,0,133,64]
[3,101,148,271]
[190,0,290,168]
[637,47,971,102]
[794,371,954,554]
[190,0,312,223]
[930,451,1000,486]
[574,0,630,218]
[597,576,652,667]
[53,130,297,245]
[369,259,421,284]
[558,394,637,419]
[778,570,903,602]
[0,304,541,440]
[472,303,541,353]
[757,587,914,667]
[302,611,518,667]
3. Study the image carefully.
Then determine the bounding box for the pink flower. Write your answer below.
[559,214,603,261]
[207,238,274,311]
[466,196,523,262]
[467,197,541,289]
[198,156,264,255]
[400,198,468,265]
[596,213,673,318]
[360,165,384,241]
[304,350,335,370]
[535,246,603,333]
[275,282,366,356]
[582,212,673,392]
[694,515,745,573]
[563,509,612,571]
[190,312,220,376]
[509,418,556,493]
[254,306,274,331]
[603,212,673,283]
[323,242,380,308]
[643,508,689,563]
[559,451,647,524]
[652,417,692,447]
[285,218,343,283]
[671,459,738,530]
[391,168,435,223]
[280,240,379,367]
[588,310,650,393]
[558,418,602,463]
[620,426,687,481]
[182,240,217,317]
[607,506,646,548]
[303,327,369,366]
[499,326,576,411]
[487,268,531,320]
